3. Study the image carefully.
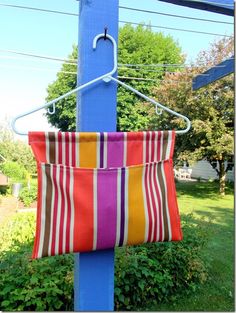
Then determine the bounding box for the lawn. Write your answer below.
[150,180,234,311]
[0,181,234,311]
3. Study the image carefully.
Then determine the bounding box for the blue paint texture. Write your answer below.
[74,0,118,311]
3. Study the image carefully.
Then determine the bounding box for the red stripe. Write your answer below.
[145,132,150,163]
[71,132,76,167]
[58,132,62,164]
[32,163,43,259]
[51,166,58,256]
[126,132,143,166]
[58,167,65,254]
[170,131,176,158]
[65,168,71,253]
[164,160,182,240]
[65,132,70,166]
[151,132,155,162]
[157,131,162,162]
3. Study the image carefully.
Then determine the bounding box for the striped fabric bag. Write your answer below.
[29,131,182,259]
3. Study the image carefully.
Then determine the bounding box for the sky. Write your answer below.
[0,0,233,140]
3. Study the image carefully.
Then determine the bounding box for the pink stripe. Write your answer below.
[58,132,62,164]
[97,169,117,249]
[107,132,124,167]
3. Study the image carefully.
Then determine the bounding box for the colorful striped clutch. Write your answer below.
[29,131,182,259]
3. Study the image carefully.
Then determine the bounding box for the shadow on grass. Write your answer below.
[176,180,234,200]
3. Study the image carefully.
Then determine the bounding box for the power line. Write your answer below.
[119,5,233,24]
[119,20,232,37]
[0,3,232,37]
[1,49,230,70]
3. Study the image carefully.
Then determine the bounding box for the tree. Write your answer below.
[0,123,36,175]
[150,37,234,196]
[45,24,184,131]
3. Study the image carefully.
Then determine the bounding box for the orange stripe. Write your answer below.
[73,169,94,252]
[163,160,182,241]
[79,133,97,168]
[126,132,143,166]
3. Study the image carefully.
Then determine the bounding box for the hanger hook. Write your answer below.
[155,104,163,115]
[47,103,55,115]
[92,32,117,82]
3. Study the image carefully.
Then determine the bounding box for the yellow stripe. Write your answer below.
[127,166,146,245]
[79,133,97,168]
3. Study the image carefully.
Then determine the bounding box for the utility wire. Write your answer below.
[0,3,232,37]
[119,20,232,37]
[0,49,228,69]
[119,5,233,24]
[0,64,192,83]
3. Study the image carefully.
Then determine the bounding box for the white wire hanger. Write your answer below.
[12,32,191,136]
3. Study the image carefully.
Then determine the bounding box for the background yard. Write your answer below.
[0,180,234,311]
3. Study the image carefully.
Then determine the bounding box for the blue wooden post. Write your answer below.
[74,0,118,311]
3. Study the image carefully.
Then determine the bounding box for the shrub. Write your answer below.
[19,185,37,207]
[0,161,28,183]
[0,213,73,311]
[114,214,209,310]
[0,213,210,311]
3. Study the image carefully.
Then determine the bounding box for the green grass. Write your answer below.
[149,181,234,312]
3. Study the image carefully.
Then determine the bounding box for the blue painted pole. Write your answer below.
[74,0,118,311]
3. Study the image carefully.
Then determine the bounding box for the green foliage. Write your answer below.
[0,213,73,311]
[45,24,183,131]
[0,161,28,183]
[19,185,37,207]
[0,126,36,175]
[114,214,209,311]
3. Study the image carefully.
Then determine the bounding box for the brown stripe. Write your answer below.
[161,131,169,161]
[42,165,53,257]
[157,162,169,241]
[48,132,56,163]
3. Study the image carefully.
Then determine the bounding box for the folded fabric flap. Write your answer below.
[32,159,182,259]
[28,131,176,168]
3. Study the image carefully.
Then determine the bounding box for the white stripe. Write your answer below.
[148,131,152,163]
[45,132,50,163]
[62,132,65,165]
[75,133,79,167]
[48,165,55,256]
[146,163,155,242]
[155,163,164,241]
[69,167,74,252]
[165,131,172,160]
[161,163,172,241]
[103,132,108,168]
[55,165,61,255]
[151,163,159,242]
[62,166,68,254]
[123,132,127,167]
[142,164,149,243]
[69,132,72,166]
[123,169,129,245]
[38,164,47,258]
[154,131,158,162]
[115,169,121,246]
[93,169,98,250]
[96,133,100,168]
[143,131,146,163]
